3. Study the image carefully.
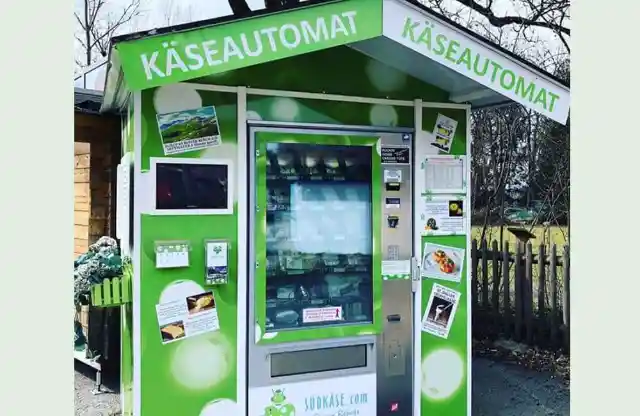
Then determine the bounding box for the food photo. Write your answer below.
[421,243,466,283]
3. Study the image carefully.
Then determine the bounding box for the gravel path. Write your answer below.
[472,357,569,416]
[74,361,121,416]
[75,358,569,415]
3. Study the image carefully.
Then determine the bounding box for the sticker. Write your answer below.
[381,146,410,164]
[156,291,220,344]
[205,240,228,285]
[384,168,403,183]
[385,197,401,209]
[156,105,222,156]
[421,283,461,339]
[302,306,343,323]
[421,242,465,283]
[430,114,458,153]
[420,197,465,236]
[422,155,466,193]
[382,260,411,280]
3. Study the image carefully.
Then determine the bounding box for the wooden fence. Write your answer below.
[471,239,570,352]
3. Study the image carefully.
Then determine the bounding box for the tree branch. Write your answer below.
[452,0,570,35]
[74,12,86,30]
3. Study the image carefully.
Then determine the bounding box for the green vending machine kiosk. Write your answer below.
[100,1,569,415]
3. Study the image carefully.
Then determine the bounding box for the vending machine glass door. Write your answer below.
[253,130,383,345]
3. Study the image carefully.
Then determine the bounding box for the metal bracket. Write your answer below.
[410,256,421,293]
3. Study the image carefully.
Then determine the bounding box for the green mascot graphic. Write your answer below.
[263,389,296,416]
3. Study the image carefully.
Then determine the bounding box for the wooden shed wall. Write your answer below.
[74,112,120,258]
[74,142,90,257]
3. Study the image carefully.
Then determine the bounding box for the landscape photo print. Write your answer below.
[156,105,222,155]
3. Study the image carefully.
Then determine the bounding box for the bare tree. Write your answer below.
[74,0,142,72]
[421,0,570,53]
[420,0,570,248]
[162,0,194,26]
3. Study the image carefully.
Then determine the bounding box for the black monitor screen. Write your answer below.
[155,162,228,210]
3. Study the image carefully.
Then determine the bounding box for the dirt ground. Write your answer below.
[74,357,569,416]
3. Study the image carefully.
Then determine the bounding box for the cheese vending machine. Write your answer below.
[247,123,416,416]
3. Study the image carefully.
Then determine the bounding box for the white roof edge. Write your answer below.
[382,0,569,124]
[397,0,568,93]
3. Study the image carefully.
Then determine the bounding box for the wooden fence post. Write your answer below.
[471,239,478,314]
[502,241,511,336]
[538,244,547,342]
[481,239,489,310]
[563,245,570,351]
[514,242,523,342]
[524,243,534,344]
[468,239,568,350]
[550,244,559,348]
[491,240,500,329]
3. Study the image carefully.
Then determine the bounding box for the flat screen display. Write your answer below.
[155,162,228,210]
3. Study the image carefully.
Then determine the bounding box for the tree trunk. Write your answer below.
[228,0,251,15]
[84,0,91,66]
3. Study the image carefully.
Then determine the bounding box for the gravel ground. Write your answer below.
[472,357,569,416]
[74,361,121,416]
[75,355,569,415]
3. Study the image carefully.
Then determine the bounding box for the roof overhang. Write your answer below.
[101,0,569,124]
[74,87,104,115]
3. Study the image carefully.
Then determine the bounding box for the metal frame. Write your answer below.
[236,86,249,414]
[411,99,423,415]
[132,90,142,416]
[465,106,473,416]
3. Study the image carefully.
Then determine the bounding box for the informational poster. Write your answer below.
[156,105,222,155]
[156,291,220,344]
[421,283,461,339]
[248,373,376,416]
[302,306,343,324]
[421,242,465,283]
[420,197,466,236]
[429,114,458,153]
[422,155,466,193]
[205,240,229,285]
